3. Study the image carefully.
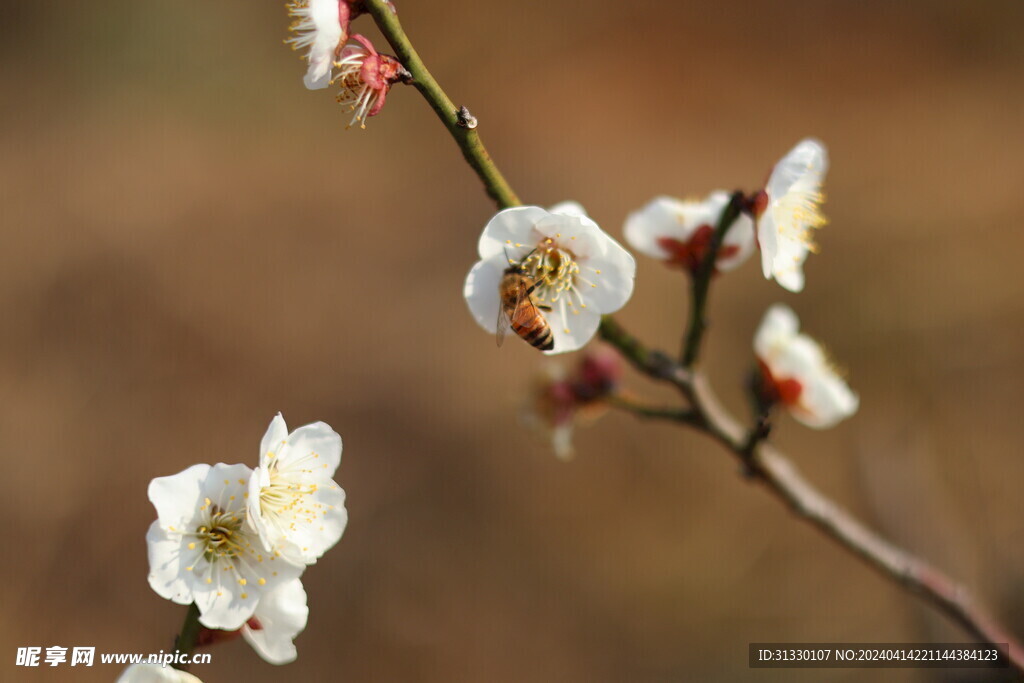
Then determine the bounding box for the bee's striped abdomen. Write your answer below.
[512,314,554,351]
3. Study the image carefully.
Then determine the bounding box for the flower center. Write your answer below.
[333,52,379,129]
[259,463,318,519]
[757,360,804,407]
[656,225,740,272]
[196,505,245,561]
[518,237,591,334]
[772,185,826,253]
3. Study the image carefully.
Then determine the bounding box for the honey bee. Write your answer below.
[497,250,554,351]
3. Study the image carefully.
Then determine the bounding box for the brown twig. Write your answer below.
[603,327,1024,670]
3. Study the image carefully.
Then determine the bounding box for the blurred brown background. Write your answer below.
[2,0,1023,680]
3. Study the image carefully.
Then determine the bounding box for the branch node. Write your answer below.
[456,105,478,129]
[647,350,678,381]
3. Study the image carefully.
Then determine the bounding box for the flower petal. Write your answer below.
[772,259,806,293]
[260,414,290,466]
[796,372,860,429]
[242,578,309,665]
[193,547,303,631]
[247,472,276,553]
[284,422,343,476]
[148,464,209,528]
[146,522,192,605]
[277,483,347,565]
[548,201,588,218]
[623,196,694,259]
[464,256,505,334]
[533,212,603,260]
[300,0,345,90]
[477,206,551,260]
[767,138,828,199]
[754,304,799,359]
[545,306,601,355]
[584,235,636,313]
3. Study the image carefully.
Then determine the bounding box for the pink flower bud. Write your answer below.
[572,347,622,401]
[334,35,407,129]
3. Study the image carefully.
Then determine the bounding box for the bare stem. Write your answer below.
[363,0,520,209]
[172,603,202,670]
[606,393,695,423]
[363,5,1024,672]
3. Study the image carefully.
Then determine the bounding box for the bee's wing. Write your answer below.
[496,286,526,348]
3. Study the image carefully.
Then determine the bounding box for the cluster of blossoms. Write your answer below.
[464,139,856,433]
[287,0,406,128]
[621,138,828,292]
[144,414,347,668]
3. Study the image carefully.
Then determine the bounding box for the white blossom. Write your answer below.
[242,578,309,665]
[464,203,636,354]
[147,464,302,630]
[754,304,858,428]
[286,0,347,90]
[117,664,203,683]
[247,414,348,566]
[758,138,829,292]
[624,191,754,271]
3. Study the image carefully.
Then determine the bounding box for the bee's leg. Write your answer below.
[538,305,553,312]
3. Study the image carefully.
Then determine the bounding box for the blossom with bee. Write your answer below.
[146,464,303,630]
[464,202,636,354]
[756,138,829,292]
[247,414,348,567]
[754,304,858,428]
[624,191,755,273]
[286,0,353,90]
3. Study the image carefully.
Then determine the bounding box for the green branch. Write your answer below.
[606,394,695,423]
[172,603,201,670]
[364,0,521,209]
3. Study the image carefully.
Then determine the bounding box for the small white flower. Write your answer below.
[147,464,303,630]
[242,578,309,665]
[286,0,348,90]
[754,304,858,428]
[248,414,348,566]
[464,203,637,354]
[117,664,203,683]
[758,138,829,292]
[624,191,754,272]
